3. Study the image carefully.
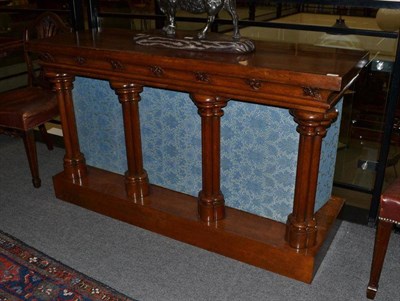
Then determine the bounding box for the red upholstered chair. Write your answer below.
[0,12,69,187]
[367,177,400,299]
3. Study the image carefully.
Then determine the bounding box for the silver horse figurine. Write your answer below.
[157,0,240,40]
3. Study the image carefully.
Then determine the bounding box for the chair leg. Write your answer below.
[38,124,54,150]
[367,219,393,299]
[22,129,41,188]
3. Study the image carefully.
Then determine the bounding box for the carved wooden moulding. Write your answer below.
[133,33,255,54]
[302,86,322,100]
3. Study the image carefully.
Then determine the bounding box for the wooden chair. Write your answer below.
[367,177,400,299]
[0,12,69,188]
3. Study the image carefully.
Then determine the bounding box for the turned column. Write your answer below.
[111,82,149,200]
[48,72,87,181]
[286,108,338,249]
[191,94,228,222]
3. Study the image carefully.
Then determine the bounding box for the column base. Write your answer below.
[63,156,87,181]
[198,191,225,222]
[285,214,317,249]
[125,171,150,200]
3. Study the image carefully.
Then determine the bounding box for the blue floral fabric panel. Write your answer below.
[73,77,342,222]
[316,100,343,212]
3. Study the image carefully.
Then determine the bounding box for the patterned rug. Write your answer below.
[0,230,137,301]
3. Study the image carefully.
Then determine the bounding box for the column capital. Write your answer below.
[290,108,338,137]
[190,94,229,118]
[110,82,143,104]
[46,72,75,91]
[45,71,75,79]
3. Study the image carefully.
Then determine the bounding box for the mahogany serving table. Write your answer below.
[27,29,368,283]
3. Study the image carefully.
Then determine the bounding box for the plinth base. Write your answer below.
[53,166,343,283]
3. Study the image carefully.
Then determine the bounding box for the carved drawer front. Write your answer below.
[128,62,332,107]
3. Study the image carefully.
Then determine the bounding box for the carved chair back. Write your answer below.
[23,12,70,88]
